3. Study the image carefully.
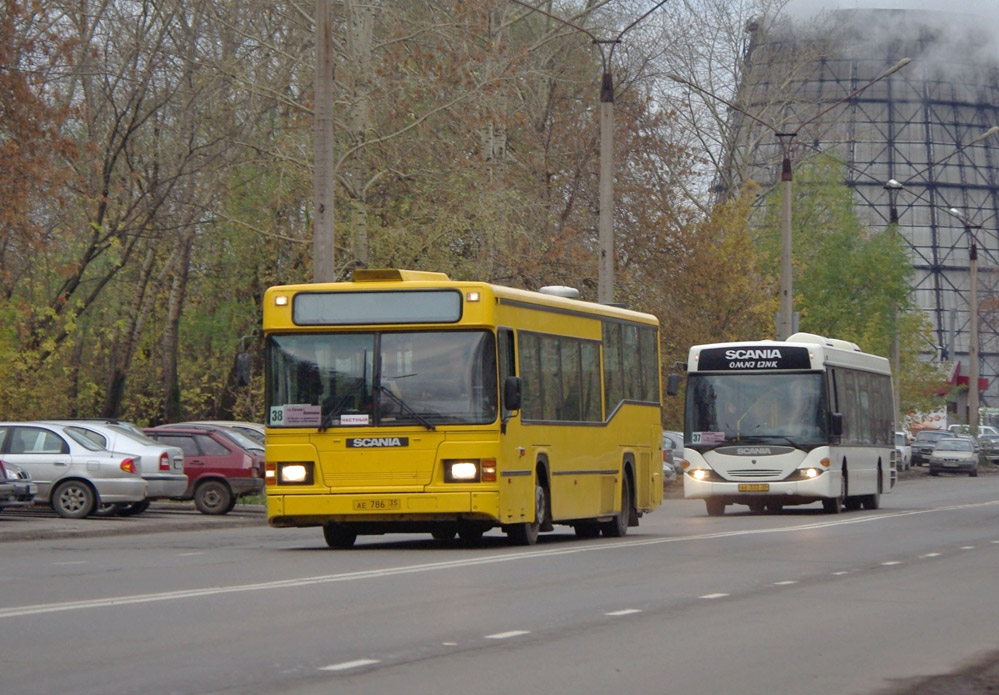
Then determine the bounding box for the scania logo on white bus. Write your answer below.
[736,447,774,456]
[347,437,409,448]
[724,348,782,360]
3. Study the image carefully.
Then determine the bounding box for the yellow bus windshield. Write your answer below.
[266,330,498,429]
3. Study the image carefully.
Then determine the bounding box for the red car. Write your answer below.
[143,426,264,514]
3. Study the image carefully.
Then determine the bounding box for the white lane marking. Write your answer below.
[960,546,975,550]
[921,553,941,558]
[178,552,205,557]
[485,630,530,639]
[832,571,850,576]
[881,561,902,566]
[605,609,641,616]
[3,499,996,620]
[319,659,380,671]
[700,593,729,599]
[773,580,798,585]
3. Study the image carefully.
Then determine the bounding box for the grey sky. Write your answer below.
[784,0,999,21]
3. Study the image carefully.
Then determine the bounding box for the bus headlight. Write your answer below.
[785,467,825,481]
[445,460,481,482]
[275,461,314,485]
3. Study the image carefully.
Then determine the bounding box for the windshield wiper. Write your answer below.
[377,385,436,431]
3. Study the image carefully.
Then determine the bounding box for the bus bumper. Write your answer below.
[268,491,500,528]
[683,473,836,506]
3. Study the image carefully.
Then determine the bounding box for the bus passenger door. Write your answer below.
[497,328,535,525]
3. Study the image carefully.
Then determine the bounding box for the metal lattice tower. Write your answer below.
[731,8,999,410]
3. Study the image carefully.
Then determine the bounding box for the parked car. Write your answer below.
[143,426,264,515]
[43,420,188,516]
[911,429,955,466]
[156,422,264,455]
[928,436,979,477]
[979,434,999,463]
[0,422,147,518]
[179,421,265,446]
[894,431,912,471]
[0,461,38,511]
[948,424,999,437]
[662,430,683,484]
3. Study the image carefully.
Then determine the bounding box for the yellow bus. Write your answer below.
[263,269,663,548]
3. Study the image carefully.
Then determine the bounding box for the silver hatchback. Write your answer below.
[0,422,147,518]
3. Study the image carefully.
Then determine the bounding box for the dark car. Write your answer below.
[911,429,955,466]
[143,426,264,515]
[978,434,999,463]
[0,460,38,510]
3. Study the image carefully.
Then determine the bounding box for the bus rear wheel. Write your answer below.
[323,523,357,549]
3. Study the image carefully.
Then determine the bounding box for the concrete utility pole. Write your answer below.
[313,0,336,283]
[510,0,672,304]
[946,208,983,435]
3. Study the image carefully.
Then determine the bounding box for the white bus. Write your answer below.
[672,332,895,515]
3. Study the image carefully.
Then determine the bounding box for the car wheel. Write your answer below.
[971,468,979,477]
[116,500,152,517]
[51,480,97,519]
[194,480,234,515]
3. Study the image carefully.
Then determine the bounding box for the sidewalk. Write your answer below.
[0,501,267,543]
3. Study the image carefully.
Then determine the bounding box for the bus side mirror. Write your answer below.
[236,353,251,387]
[666,373,680,397]
[830,412,843,437]
[504,376,522,411]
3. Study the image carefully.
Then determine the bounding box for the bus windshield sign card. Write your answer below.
[698,346,811,371]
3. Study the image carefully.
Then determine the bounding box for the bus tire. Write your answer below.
[705,498,726,516]
[861,491,880,510]
[822,495,843,514]
[507,482,546,546]
[323,523,357,549]
[602,474,632,537]
[747,500,765,513]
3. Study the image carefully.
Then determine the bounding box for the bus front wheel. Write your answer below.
[602,475,632,537]
[323,523,357,549]
[507,483,547,546]
[705,498,726,516]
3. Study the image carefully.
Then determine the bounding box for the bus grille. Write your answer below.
[727,469,782,478]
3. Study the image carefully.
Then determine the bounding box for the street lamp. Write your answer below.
[945,207,983,435]
[669,57,911,339]
[510,0,672,304]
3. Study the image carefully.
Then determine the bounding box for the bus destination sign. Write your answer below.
[698,345,811,371]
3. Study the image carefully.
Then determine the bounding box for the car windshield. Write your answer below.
[685,372,827,448]
[895,433,906,445]
[266,330,498,428]
[936,439,972,451]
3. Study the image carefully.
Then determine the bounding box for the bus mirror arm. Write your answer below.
[829,412,844,437]
[666,373,681,397]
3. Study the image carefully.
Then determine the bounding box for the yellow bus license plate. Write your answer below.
[353,498,401,511]
[738,484,769,492]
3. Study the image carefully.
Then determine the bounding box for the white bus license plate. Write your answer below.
[353,498,401,511]
[738,484,769,492]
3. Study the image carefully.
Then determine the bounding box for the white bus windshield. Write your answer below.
[686,372,828,448]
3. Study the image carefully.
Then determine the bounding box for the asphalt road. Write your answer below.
[0,469,999,695]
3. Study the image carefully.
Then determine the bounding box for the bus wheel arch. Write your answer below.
[602,459,635,537]
[505,460,550,546]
